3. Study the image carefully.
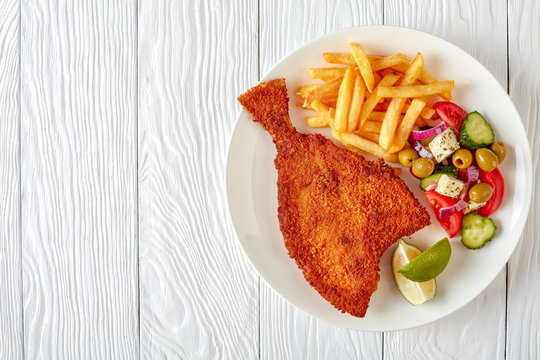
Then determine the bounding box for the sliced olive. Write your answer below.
[398,148,419,168]
[412,157,435,178]
[469,182,494,203]
[475,148,499,172]
[452,148,473,169]
[490,141,507,164]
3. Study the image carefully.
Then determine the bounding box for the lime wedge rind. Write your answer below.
[397,237,452,282]
[392,239,437,306]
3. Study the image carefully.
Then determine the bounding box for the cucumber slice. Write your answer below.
[459,112,495,150]
[419,166,457,190]
[461,213,497,249]
[433,165,458,178]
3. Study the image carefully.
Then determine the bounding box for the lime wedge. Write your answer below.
[392,239,436,305]
[397,237,451,282]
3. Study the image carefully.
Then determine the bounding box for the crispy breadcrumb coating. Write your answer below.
[238,79,430,317]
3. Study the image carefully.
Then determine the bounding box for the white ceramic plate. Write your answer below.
[226,26,532,331]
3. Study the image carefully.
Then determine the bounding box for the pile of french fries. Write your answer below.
[297,43,454,163]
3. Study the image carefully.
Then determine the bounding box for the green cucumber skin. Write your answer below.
[419,166,457,190]
[459,111,495,150]
[461,213,497,249]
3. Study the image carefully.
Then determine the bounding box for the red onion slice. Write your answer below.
[411,123,447,140]
[412,139,433,158]
[424,183,438,191]
[467,165,479,184]
[439,199,468,218]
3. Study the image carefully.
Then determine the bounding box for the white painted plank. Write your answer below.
[138,0,259,358]
[0,0,22,358]
[21,1,138,358]
[507,0,540,358]
[383,1,507,359]
[259,1,383,359]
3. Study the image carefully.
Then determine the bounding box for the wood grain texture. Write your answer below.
[21,0,138,358]
[138,0,259,358]
[259,1,383,359]
[0,0,22,358]
[507,0,540,357]
[383,1,507,359]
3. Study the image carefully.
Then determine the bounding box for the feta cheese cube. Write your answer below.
[464,201,487,214]
[435,174,466,198]
[429,127,460,163]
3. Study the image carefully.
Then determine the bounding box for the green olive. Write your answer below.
[475,148,499,172]
[412,157,435,178]
[452,148,473,169]
[490,141,507,164]
[469,182,494,203]
[398,148,419,168]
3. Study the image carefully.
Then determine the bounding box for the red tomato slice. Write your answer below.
[477,168,504,217]
[433,101,468,136]
[424,190,463,238]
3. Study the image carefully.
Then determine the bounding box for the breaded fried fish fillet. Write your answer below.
[238,79,430,317]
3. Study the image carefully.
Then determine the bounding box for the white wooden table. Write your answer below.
[1,0,538,358]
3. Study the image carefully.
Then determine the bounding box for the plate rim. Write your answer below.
[226,25,533,331]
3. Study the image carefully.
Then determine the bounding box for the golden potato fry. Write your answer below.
[334,66,356,131]
[376,80,454,98]
[344,144,361,153]
[347,73,366,131]
[301,76,343,106]
[391,63,452,100]
[367,111,386,121]
[370,53,412,72]
[349,43,375,92]
[379,53,424,150]
[323,53,381,65]
[310,99,336,127]
[401,102,435,119]
[360,120,382,133]
[323,53,357,65]
[308,67,348,82]
[340,132,398,162]
[358,73,401,128]
[392,167,402,176]
[389,98,426,153]
[305,116,329,128]
[358,131,380,143]
[398,53,424,86]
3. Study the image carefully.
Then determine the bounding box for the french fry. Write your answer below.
[389,99,426,152]
[392,63,452,100]
[358,131,380,143]
[360,120,382,133]
[379,53,424,150]
[340,132,398,163]
[334,66,356,131]
[347,73,366,131]
[305,116,329,128]
[323,53,357,65]
[392,167,402,176]
[367,111,386,121]
[370,53,412,72]
[376,80,454,98]
[349,43,375,92]
[310,100,336,127]
[322,53,381,65]
[302,76,343,106]
[358,73,401,128]
[373,72,382,86]
[308,67,348,82]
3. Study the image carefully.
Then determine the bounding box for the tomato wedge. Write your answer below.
[477,168,504,217]
[424,190,463,238]
[433,101,467,136]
